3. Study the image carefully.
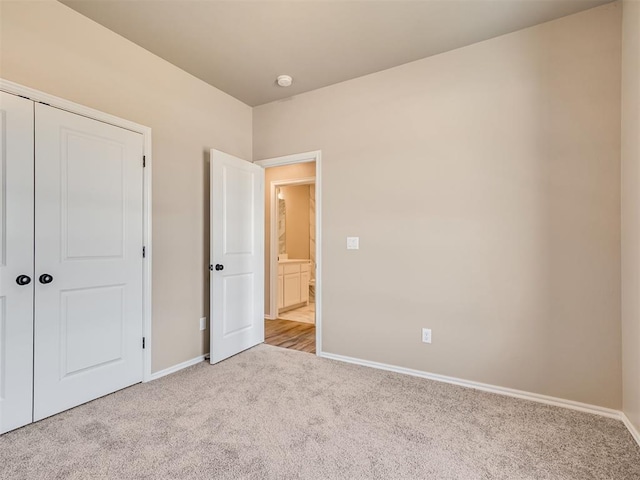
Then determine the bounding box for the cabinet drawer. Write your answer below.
[300,263,310,273]
[283,263,301,275]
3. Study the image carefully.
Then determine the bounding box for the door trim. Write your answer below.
[266,176,316,321]
[254,151,322,355]
[0,78,154,382]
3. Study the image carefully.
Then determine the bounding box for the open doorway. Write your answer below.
[255,152,321,355]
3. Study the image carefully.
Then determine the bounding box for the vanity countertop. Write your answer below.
[278,259,310,264]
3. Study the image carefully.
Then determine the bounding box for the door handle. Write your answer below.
[39,273,53,284]
[16,275,32,286]
[215,264,224,271]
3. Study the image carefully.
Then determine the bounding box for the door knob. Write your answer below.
[39,274,53,284]
[16,275,31,286]
[215,264,224,271]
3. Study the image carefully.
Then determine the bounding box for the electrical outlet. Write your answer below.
[200,317,207,331]
[422,328,432,344]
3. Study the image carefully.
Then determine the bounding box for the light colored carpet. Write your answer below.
[1,344,639,479]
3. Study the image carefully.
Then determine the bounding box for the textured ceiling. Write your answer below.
[60,0,612,106]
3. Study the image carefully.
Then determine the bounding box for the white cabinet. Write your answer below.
[278,260,311,313]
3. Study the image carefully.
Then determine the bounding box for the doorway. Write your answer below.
[254,152,322,355]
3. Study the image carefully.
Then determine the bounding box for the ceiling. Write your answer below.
[60,0,612,107]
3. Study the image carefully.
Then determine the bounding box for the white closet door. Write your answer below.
[33,104,144,421]
[0,92,35,434]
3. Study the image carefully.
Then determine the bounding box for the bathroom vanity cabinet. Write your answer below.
[278,259,311,313]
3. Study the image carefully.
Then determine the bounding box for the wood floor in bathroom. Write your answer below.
[264,319,316,354]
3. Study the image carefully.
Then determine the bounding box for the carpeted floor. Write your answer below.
[1,344,639,480]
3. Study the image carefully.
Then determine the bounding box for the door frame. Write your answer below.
[255,151,323,354]
[267,176,316,321]
[0,79,154,382]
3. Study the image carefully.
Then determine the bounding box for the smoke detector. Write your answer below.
[276,75,293,87]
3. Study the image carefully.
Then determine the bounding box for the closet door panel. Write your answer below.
[0,92,35,434]
[34,104,144,421]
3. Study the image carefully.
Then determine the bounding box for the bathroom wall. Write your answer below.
[281,184,311,260]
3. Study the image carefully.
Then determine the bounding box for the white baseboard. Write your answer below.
[621,413,640,446]
[318,352,623,420]
[264,315,276,320]
[147,354,209,382]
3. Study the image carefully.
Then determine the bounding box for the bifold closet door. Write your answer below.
[33,104,144,421]
[0,92,35,434]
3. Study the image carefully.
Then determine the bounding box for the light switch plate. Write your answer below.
[200,317,207,331]
[347,237,360,250]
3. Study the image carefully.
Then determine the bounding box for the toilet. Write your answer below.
[309,278,316,303]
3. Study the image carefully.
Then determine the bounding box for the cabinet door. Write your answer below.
[0,92,35,434]
[278,275,284,309]
[300,271,310,303]
[283,273,301,307]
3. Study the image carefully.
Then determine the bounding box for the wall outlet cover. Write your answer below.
[422,328,432,344]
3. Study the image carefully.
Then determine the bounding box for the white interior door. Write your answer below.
[33,104,144,421]
[210,149,264,364]
[0,92,35,434]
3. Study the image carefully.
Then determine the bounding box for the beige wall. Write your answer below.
[254,3,623,408]
[0,0,253,373]
[281,184,311,260]
[263,163,316,314]
[622,0,640,432]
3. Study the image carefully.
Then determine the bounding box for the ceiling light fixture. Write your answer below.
[276,75,293,87]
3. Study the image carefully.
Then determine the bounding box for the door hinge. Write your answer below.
[142,246,146,258]
[143,155,146,168]
[142,337,146,349]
